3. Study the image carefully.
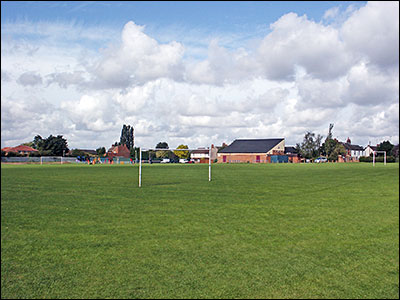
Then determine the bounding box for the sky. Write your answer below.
[1,1,399,150]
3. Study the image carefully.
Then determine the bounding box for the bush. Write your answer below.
[5,151,22,157]
[360,156,372,163]
[360,156,396,163]
[29,151,42,157]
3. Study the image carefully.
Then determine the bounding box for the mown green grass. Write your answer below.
[1,163,399,299]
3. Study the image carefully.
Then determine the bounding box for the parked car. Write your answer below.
[161,158,170,163]
[314,157,328,163]
[179,159,189,163]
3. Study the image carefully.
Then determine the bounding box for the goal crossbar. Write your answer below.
[138,147,212,187]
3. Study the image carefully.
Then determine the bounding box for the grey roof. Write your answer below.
[219,139,284,153]
[365,145,377,151]
[285,146,297,154]
[342,143,364,151]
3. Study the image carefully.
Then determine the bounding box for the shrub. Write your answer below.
[5,151,22,157]
[360,156,396,163]
[360,156,372,163]
[29,151,42,157]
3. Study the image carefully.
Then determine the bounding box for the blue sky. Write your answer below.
[2,1,366,26]
[1,1,398,149]
[1,1,367,52]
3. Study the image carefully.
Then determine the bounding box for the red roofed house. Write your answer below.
[1,145,39,156]
[107,144,130,159]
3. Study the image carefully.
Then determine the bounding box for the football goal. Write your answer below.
[372,150,386,166]
[138,147,212,187]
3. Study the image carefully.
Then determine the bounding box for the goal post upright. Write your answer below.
[139,147,142,187]
[138,145,212,187]
[209,146,211,182]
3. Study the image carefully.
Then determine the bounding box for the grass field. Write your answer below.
[1,162,399,299]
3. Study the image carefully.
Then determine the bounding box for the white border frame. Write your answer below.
[138,147,212,187]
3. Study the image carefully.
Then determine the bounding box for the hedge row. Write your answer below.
[359,156,397,163]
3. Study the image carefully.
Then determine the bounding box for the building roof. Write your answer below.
[1,147,14,152]
[108,144,128,152]
[219,138,284,153]
[107,144,130,158]
[365,145,378,151]
[342,143,364,151]
[284,146,297,154]
[191,148,209,154]
[78,149,97,155]
[2,145,38,152]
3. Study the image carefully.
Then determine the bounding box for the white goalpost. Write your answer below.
[372,150,386,166]
[138,147,212,187]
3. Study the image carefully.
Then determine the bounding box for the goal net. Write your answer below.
[138,147,212,187]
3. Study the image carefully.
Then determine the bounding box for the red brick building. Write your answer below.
[217,139,286,163]
[1,145,39,156]
[107,144,130,158]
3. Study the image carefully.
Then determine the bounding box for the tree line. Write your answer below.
[295,124,398,161]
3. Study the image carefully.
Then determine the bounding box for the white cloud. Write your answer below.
[257,12,353,80]
[323,7,340,20]
[60,93,117,132]
[88,21,185,89]
[17,71,43,86]
[341,1,399,68]
[186,39,259,85]
[46,71,86,89]
[344,62,399,106]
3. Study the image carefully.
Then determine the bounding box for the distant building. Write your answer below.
[364,145,378,157]
[1,145,39,156]
[217,138,286,163]
[284,146,301,163]
[190,145,218,163]
[341,142,365,160]
[107,144,130,158]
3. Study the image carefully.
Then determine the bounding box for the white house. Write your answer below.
[190,145,218,163]
[342,142,365,159]
[364,145,378,157]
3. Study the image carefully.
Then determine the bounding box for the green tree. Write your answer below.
[96,147,106,156]
[22,141,35,148]
[322,123,337,157]
[120,124,134,150]
[329,143,346,161]
[174,145,190,159]
[377,140,394,156]
[297,131,323,159]
[70,149,86,157]
[46,135,69,156]
[130,147,140,160]
[32,135,69,156]
[155,142,170,158]
[33,135,44,150]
